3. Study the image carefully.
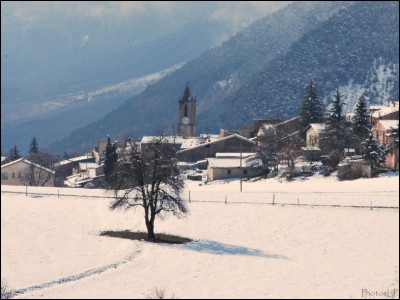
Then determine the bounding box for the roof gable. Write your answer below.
[1,158,55,174]
[177,134,255,154]
[304,123,326,133]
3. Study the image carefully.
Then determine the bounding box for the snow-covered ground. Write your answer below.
[1,173,399,299]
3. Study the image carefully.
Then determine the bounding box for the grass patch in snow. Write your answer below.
[100,230,192,244]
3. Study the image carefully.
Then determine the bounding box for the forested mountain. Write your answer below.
[201,1,399,130]
[48,1,357,154]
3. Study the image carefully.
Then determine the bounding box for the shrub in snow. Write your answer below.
[1,280,13,299]
[146,287,175,299]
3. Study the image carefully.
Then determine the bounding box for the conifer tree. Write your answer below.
[29,137,39,154]
[300,80,325,132]
[352,95,370,151]
[325,88,347,153]
[362,133,388,170]
[104,137,118,182]
[8,145,21,161]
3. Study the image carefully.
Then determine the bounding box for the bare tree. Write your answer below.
[20,152,56,187]
[1,279,13,299]
[108,135,187,240]
[249,128,280,178]
[20,163,54,187]
[279,132,302,169]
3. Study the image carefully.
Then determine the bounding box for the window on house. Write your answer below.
[243,169,248,175]
[227,169,231,175]
[1,172,8,180]
[184,106,188,117]
[12,172,15,178]
[18,172,22,178]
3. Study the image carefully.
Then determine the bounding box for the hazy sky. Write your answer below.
[1,1,292,106]
[2,1,291,34]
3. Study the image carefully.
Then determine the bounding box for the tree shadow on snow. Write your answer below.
[166,240,288,259]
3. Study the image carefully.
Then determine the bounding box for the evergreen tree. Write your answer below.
[104,137,118,182]
[8,145,21,161]
[362,133,388,170]
[29,137,39,154]
[352,95,370,151]
[324,88,347,153]
[300,80,325,132]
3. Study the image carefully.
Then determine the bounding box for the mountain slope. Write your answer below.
[201,1,399,130]
[1,16,238,154]
[47,1,353,154]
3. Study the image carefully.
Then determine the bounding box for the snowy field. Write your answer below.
[1,174,399,299]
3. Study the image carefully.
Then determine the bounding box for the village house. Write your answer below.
[1,158,55,187]
[372,119,399,169]
[257,117,301,138]
[206,153,263,181]
[92,140,126,164]
[304,123,327,150]
[177,134,257,162]
[64,164,105,188]
[369,101,399,125]
[54,154,95,187]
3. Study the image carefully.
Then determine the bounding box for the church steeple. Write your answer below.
[178,82,196,137]
[182,82,191,101]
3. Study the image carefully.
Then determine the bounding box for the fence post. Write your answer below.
[273,193,275,206]
[225,195,227,204]
[297,197,299,206]
[26,186,28,196]
[370,201,372,210]
[189,190,191,203]
[58,189,60,198]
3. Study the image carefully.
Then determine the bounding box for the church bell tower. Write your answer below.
[178,83,196,137]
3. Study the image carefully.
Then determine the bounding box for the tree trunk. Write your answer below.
[145,219,156,240]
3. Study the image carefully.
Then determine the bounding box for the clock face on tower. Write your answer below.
[182,117,190,124]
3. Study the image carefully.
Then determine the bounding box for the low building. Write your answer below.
[206,156,263,181]
[93,140,127,164]
[369,101,399,125]
[304,123,327,152]
[301,146,322,161]
[338,159,372,179]
[177,134,256,162]
[1,158,55,186]
[54,154,95,187]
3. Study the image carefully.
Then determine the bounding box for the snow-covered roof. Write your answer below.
[141,135,219,150]
[207,158,259,169]
[59,155,93,166]
[1,156,7,162]
[377,120,398,130]
[370,102,399,118]
[306,123,326,133]
[215,153,256,159]
[1,158,55,174]
[177,134,255,154]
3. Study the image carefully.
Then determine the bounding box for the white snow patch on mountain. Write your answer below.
[331,58,399,112]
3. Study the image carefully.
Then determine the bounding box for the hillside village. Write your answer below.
[1,83,399,189]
